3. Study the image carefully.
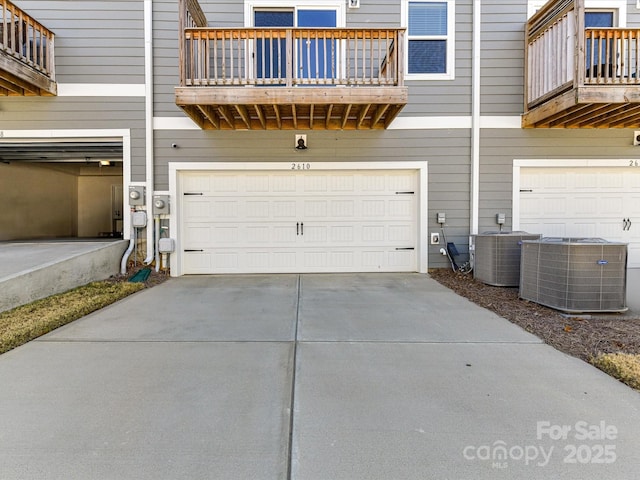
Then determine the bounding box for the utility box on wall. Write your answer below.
[153,195,170,215]
[129,186,145,206]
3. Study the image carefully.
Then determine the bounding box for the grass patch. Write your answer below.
[593,353,640,391]
[0,281,144,355]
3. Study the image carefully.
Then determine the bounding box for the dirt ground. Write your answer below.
[429,268,640,363]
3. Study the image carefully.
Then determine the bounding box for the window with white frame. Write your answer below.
[403,0,455,80]
[528,0,627,21]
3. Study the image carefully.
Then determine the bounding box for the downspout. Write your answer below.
[143,0,155,265]
[470,0,481,245]
[120,209,136,274]
[154,215,161,272]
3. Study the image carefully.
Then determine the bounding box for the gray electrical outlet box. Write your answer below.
[437,212,446,224]
[153,195,170,215]
[132,210,147,228]
[496,213,506,225]
[159,238,175,253]
[129,186,145,206]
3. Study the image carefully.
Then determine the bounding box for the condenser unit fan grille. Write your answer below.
[519,238,627,313]
[473,232,541,286]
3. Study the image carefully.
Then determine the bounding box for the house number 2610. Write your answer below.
[291,163,311,170]
[630,160,640,167]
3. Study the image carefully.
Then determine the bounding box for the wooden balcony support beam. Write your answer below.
[357,104,372,129]
[341,104,352,129]
[574,104,629,127]
[602,105,640,127]
[197,105,219,129]
[175,86,407,130]
[254,104,266,129]
[217,105,235,129]
[235,104,251,129]
[273,104,282,129]
[371,104,390,128]
[324,105,334,129]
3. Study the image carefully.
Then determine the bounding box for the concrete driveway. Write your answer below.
[1,274,639,479]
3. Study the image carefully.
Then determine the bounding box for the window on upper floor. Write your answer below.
[403,0,455,80]
[527,0,626,22]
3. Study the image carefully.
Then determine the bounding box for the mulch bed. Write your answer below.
[429,268,640,363]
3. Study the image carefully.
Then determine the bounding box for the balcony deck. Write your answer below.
[0,0,56,96]
[176,0,406,130]
[523,0,640,128]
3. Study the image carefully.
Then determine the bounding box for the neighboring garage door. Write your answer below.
[179,169,419,274]
[519,167,640,267]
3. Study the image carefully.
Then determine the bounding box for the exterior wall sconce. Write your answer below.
[295,134,307,150]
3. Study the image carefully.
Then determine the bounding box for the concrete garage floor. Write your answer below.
[0,274,639,480]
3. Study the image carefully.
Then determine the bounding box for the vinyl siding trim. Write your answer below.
[58,84,146,97]
[153,115,522,129]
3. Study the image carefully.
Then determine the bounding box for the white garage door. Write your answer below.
[179,169,419,274]
[519,167,640,267]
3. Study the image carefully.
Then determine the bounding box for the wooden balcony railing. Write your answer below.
[176,0,406,130]
[524,0,640,127]
[0,0,56,95]
[181,27,403,88]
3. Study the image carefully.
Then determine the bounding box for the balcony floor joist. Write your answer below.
[523,86,640,128]
[175,87,408,130]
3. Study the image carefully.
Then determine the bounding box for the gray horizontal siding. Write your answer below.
[400,0,473,117]
[15,0,144,84]
[153,127,471,268]
[479,128,638,233]
[480,1,526,116]
[0,97,147,181]
[153,0,182,116]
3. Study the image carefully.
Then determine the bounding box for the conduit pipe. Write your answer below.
[120,209,136,274]
[154,216,161,272]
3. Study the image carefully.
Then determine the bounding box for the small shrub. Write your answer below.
[593,353,640,391]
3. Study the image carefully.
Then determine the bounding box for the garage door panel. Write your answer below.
[520,167,639,268]
[180,170,419,273]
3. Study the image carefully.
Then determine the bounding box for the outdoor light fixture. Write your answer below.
[295,134,307,150]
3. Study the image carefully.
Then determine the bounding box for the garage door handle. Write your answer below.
[296,222,299,235]
[185,249,204,252]
[624,218,632,231]
[301,222,304,235]
[183,192,203,196]
[395,191,415,195]
[395,247,414,250]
